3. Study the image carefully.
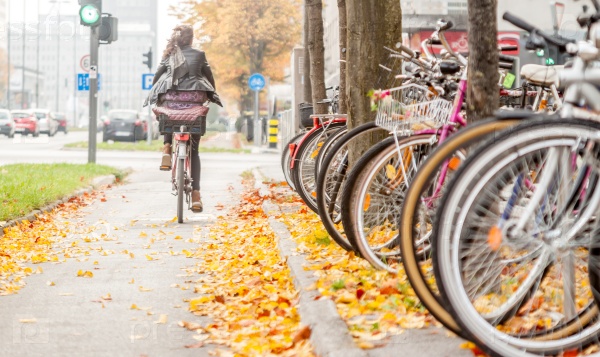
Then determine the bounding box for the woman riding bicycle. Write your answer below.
[144,25,222,212]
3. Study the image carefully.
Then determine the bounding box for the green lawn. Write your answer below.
[0,163,125,222]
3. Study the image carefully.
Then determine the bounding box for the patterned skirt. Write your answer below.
[158,90,208,110]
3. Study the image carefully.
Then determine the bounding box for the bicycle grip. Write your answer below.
[397,43,415,58]
[439,20,454,31]
[502,12,537,32]
[499,62,513,70]
[498,54,516,63]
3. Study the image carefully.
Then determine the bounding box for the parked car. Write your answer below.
[31,109,58,136]
[103,109,147,142]
[11,110,39,137]
[140,112,160,140]
[99,115,107,133]
[50,112,68,134]
[0,109,15,138]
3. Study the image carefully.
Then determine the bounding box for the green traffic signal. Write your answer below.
[536,48,545,57]
[546,58,555,66]
[80,5,100,25]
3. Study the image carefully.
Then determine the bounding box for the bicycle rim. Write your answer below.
[294,123,346,213]
[436,119,600,355]
[399,118,518,337]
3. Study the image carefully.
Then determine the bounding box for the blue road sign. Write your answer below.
[142,74,154,90]
[77,73,101,91]
[248,73,266,91]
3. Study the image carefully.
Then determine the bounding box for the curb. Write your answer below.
[0,174,118,237]
[255,170,367,357]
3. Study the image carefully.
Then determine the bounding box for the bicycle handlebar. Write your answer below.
[503,12,572,50]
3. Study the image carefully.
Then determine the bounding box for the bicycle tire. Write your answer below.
[399,118,518,337]
[177,157,185,224]
[314,127,348,184]
[281,131,306,191]
[342,134,434,272]
[292,122,346,213]
[316,122,386,252]
[435,118,600,356]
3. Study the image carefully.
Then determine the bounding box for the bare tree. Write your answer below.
[306,0,328,114]
[337,0,348,114]
[467,0,499,121]
[345,0,402,160]
[303,2,312,103]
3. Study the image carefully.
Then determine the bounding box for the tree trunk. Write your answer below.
[346,0,402,162]
[306,0,328,115]
[337,0,348,114]
[303,2,312,104]
[467,0,499,121]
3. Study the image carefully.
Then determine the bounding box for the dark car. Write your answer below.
[51,112,68,134]
[0,109,15,138]
[103,110,147,142]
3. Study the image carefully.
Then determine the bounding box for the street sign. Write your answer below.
[77,73,101,91]
[80,54,90,72]
[248,73,265,91]
[142,74,154,90]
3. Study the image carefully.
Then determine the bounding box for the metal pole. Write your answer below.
[6,0,10,109]
[73,19,77,128]
[88,26,99,164]
[36,0,39,108]
[21,0,25,108]
[55,3,60,112]
[254,89,259,147]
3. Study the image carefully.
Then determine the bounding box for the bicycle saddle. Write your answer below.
[520,64,563,87]
[153,105,210,121]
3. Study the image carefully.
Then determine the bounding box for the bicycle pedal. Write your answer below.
[160,166,171,171]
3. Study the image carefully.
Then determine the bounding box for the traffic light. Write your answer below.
[143,49,153,71]
[78,0,102,27]
[99,15,118,43]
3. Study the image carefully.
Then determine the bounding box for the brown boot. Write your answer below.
[191,190,203,213]
[160,144,172,171]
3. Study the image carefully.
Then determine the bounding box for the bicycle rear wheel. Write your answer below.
[316,122,386,251]
[341,134,434,272]
[177,157,185,224]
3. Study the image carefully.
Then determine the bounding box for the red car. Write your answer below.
[51,112,68,134]
[11,110,39,137]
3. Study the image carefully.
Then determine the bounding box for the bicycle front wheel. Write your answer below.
[177,157,185,224]
[435,118,600,356]
[399,118,519,337]
[342,134,434,272]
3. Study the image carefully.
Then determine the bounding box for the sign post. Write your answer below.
[142,73,154,145]
[248,73,266,147]
[88,27,99,164]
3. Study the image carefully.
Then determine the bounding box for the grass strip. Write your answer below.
[0,163,124,222]
[64,137,250,154]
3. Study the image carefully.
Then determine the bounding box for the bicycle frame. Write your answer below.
[172,131,192,201]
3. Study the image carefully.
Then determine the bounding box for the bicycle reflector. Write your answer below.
[79,0,102,27]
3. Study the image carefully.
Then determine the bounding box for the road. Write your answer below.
[0,132,283,356]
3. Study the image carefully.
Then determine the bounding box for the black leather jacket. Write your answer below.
[152,46,222,106]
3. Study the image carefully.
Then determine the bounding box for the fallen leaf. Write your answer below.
[154,314,168,324]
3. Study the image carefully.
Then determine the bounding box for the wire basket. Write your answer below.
[375,85,452,134]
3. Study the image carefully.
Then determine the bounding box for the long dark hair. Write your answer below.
[162,25,194,59]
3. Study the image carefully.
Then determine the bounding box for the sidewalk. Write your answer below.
[255,168,471,357]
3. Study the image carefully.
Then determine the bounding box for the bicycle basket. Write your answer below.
[375,84,439,133]
[158,115,206,136]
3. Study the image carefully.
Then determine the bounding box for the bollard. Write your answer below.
[268,118,278,149]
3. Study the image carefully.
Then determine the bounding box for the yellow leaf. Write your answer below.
[154,314,168,324]
[174,235,183,240]
[139,286,153,292]
[363,194,371,211]
[145,255,154,261]
[385,164,397,180]
[139,231,148,238]
[130,304,140,310]
[46,281,55,286]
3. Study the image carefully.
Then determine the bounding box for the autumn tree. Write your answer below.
[345,0,402,160]
[306,0,328,115]
[302,2,312,103]
[467,0,499,121]
[173,0,302,112]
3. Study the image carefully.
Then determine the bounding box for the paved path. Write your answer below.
[0,149,282,356]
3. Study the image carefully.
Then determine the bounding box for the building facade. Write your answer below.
[5,0,157,125]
